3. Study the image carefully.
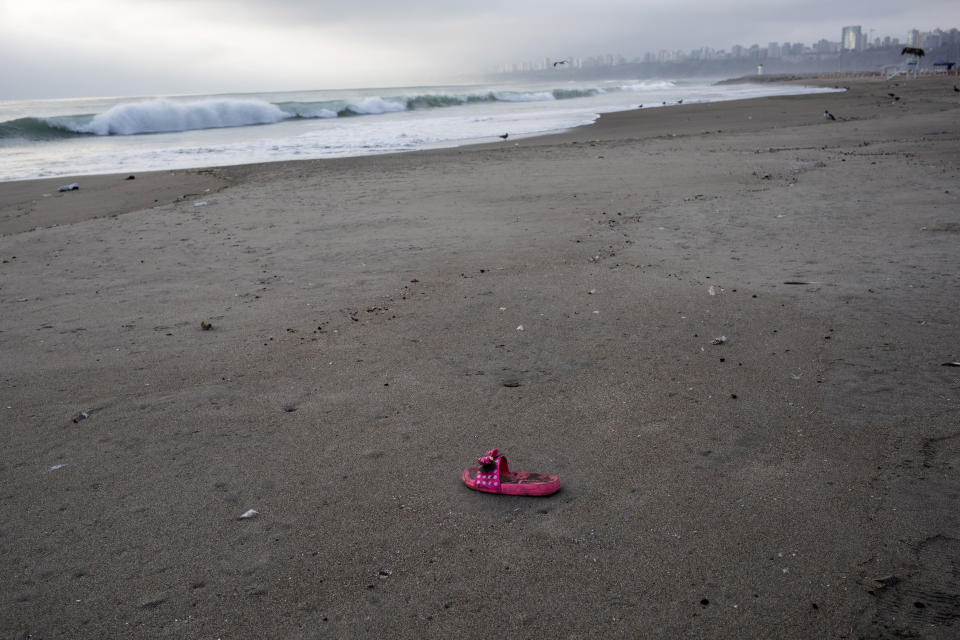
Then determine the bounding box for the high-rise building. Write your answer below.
[842,26,862,51]
[907,29,920,47]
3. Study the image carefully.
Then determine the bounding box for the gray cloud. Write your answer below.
[2,0,958,99]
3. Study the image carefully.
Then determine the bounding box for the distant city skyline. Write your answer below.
[497,24,958,74]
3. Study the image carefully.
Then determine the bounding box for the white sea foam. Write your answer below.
[288,105,338,119]
[494,91,556,102]
[345,97,406,115]
[619,80,678,91]
[79,98,290,135]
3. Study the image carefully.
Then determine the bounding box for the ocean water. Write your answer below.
[0,80,839,182]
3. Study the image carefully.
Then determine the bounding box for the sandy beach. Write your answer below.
[2,76,958,638]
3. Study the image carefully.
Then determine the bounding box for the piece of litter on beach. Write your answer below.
[73,411,89,423]
[238,509,258,519]
[588,289,597,295]
[791,372,803,380]
[49,464,68,471]
[516,325,524,331]
[377,569,393,580]
[708,285,716,296]
[593,310,600,314]
[711,336,727,345]
[193,201,207,207]
[58,183,79,192]
[499,306,506,311]
[943,361,960,367]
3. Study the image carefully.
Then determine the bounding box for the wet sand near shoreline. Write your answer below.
[1,76,958,638]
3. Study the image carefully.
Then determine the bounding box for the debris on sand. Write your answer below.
[73,411,90,423]
[201,321,213,330]
[711,335,727,345]
[238,509,258,519]
[58,183,79,192]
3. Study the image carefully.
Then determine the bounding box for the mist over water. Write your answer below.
[0,79,840,181]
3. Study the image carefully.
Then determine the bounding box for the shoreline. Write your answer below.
[2,75,958,638]
[0,78,849,236]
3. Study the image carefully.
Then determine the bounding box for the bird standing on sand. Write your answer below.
[499,133,509,140]
[824,110,836,120]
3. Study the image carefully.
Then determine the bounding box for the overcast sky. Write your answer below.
[2,0,958,100]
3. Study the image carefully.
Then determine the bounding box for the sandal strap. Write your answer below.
[475,449,510,491]
[475,455,502,490]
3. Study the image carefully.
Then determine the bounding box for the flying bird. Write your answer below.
[552,59,569,67]
[499,133,509,140]
[824,110,836,121]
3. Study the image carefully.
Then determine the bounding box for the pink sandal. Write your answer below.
[462,448,561,496]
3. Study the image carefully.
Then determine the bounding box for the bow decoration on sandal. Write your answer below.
[477,449,499,466]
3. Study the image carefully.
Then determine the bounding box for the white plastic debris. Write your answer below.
[239,509,259,519]
[377,569,393,580]
[708,285,716,296]
[588,289,597,295]
[193,201,207,207]
[516,325,524,331]
[58,183,79,192]
[711,335,727,345]
[49,464,68,471]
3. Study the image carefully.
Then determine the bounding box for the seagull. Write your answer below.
[552,59,569,67]
[824,110,836,121]
[499,133,509,140]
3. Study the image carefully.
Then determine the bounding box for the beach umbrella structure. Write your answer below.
[901,47,925,77]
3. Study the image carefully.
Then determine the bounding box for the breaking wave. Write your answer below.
[0,85,637,140]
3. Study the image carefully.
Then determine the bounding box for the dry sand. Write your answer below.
[1,76,958,639]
